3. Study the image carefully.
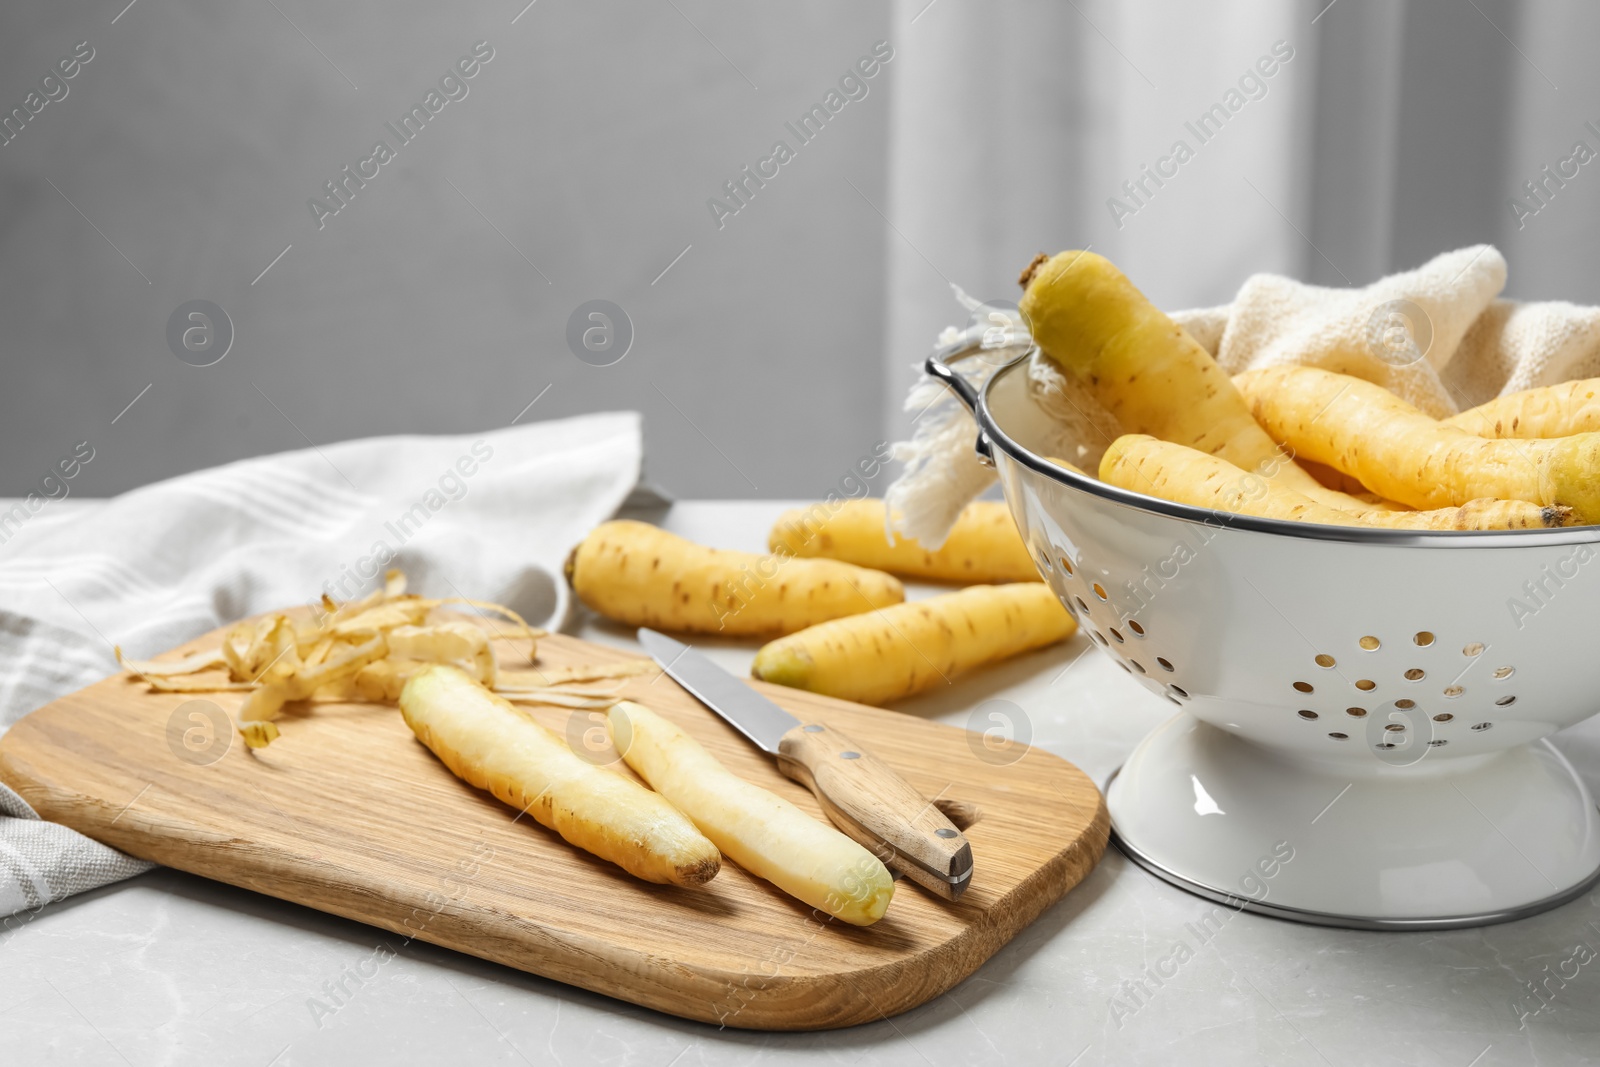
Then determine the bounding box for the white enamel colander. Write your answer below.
[927,333,1600,929]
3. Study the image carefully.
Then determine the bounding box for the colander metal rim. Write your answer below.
[976,351,1600,549]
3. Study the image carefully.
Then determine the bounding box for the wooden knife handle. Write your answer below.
[776,721,972,901]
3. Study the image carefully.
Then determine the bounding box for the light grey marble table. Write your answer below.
[4,500,1599,1066]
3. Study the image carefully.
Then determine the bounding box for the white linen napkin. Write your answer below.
[0,411,642,918]
[888,246,1600,545]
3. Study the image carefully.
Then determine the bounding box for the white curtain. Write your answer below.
[881,0,1600,435]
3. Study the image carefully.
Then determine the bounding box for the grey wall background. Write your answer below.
[0,1,893,501]
[5,0,1600,501]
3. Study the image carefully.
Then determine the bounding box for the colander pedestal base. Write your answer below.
[1106,713,1600,930]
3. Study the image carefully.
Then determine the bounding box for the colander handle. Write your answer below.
[924,328,996,467]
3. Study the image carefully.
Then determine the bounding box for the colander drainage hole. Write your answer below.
[1059,556,1075,576]
[1414,631,1435,646]
[1495,695,1517,706]
[1038,553,1053,575]
[1428,739,1448,747]
[1355,679,1376,692]
[1092,583,1109,600]
[1315,654,1336,668]
[1090,631,1106,646]
[1376,742,1397,750]
[1472,722,1494,732]
[1359,635,1381,651]
[1385,723,1406,733]
[1293,681,1314,693]
[1075,596,1090,614]
[1130,660,1146,673]
[1463,642,1485,657]
[1109,627,1125,643]
[1346,707,1367,717]
[1297,709,1318,721]
[1395,698,1415,709]
[1493,666,1515,680]
[1443,686,1463,698]
[1432,713,1454,723]
[1328,732,1348,740]
[1128,620,1146,636]
[1404,668,1425,681]
[1168,685,1189,700]
[1157,657,1174,672]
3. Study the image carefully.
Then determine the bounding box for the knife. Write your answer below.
[637,628,973,901]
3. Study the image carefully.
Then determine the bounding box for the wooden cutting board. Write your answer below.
[0,619,1107,1031]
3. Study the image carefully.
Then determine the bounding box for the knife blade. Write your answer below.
[637,628,973,901]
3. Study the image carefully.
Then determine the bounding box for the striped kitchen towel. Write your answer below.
[0,411,642,918]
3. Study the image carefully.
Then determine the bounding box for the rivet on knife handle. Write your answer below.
[776,722,973,901]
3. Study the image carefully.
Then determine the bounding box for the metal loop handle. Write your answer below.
[923,326,991,415]
[923,328,1036,468]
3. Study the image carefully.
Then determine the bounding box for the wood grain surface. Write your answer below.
[0,619,1108,1031]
